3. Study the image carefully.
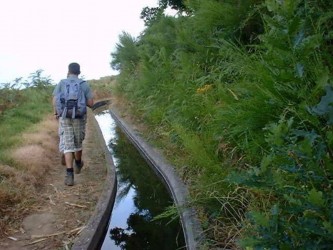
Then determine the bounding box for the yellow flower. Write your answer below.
[196,84,213,94]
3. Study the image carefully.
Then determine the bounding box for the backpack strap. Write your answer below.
[60,80,68,119]
[72,106,76,119]
[61,107,67,119]
[71,81,84,119]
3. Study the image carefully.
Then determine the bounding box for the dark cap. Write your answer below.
[68,62,81,75]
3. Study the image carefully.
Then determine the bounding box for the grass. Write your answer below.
[0,87,52,162]
[108,0,333,247]
[0,86,56,235]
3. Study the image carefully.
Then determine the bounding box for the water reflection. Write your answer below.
[95,111,185,250]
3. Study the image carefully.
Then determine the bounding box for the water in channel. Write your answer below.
[95,110,186,250]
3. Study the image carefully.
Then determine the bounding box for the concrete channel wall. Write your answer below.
[110,107,203,250]
[72,101,203,249]
[72,102,117,250]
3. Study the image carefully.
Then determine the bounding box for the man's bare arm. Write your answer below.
[87,98,94,109]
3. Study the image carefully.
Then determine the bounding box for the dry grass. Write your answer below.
[11,115,58,179]
[0,79,115,237]
[0,109,108,248]
[0,164,38,235]
[11,145,49,178]
[0,115,59,236]
[21,116,59,150]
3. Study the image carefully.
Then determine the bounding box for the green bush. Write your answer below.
[111,0,333,248]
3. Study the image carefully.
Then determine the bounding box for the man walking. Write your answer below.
[53,63,94,186]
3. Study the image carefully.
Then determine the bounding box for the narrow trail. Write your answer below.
[0,111,107,249]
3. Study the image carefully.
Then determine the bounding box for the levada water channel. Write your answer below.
[94,109,186,250]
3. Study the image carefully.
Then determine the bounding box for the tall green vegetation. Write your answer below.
[111,0,333,248]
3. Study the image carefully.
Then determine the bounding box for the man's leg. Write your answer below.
[64,152,74,186]
[65,152,74,168]
[58,121,66,166]
[73,118,86,174]
[74,149,84,174]
[61,118,75,186]
[74,150,82,161]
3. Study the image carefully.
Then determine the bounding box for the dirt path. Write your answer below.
[0,111,107,250]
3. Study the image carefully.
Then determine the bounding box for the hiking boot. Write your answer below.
[74,160,84,174]
[64,172,74,186]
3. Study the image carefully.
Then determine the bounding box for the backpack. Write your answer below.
[55,79,87,119]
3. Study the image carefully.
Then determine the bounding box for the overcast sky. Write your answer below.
[0,0,159,84]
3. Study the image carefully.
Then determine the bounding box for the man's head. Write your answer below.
[68,62,81,75]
